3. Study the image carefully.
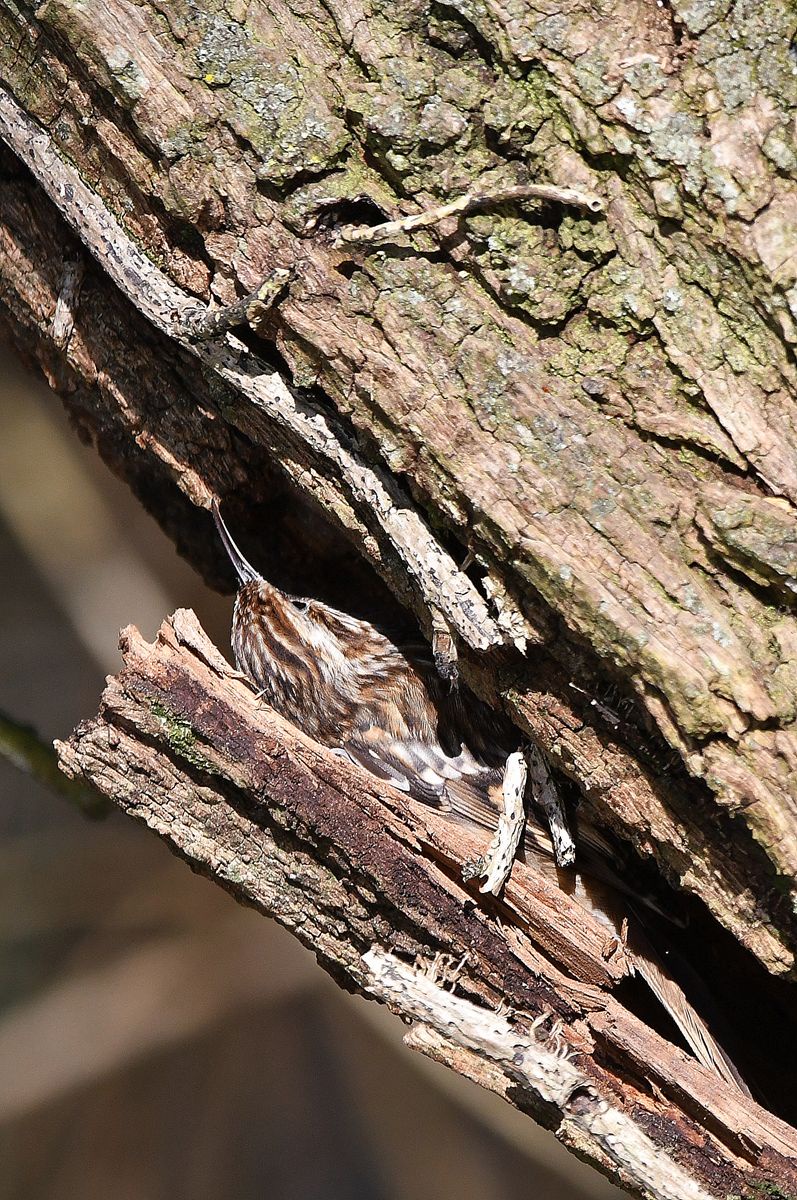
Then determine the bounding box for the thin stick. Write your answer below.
[467,749,528,895]
[185,268,293,341]
[0,710,109,817]
[335,183,604,246]
[526,743,575,868]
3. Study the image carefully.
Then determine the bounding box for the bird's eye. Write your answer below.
[291,598,309,614]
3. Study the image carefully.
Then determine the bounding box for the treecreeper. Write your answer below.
[212,497,750,1097]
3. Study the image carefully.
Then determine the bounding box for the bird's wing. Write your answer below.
[341,721,503,815]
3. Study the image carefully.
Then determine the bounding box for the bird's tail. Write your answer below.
[627,921,751,1097]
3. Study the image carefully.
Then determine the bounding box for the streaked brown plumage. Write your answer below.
[212,498,749,1096]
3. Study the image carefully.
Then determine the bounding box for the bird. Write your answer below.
[211,497,750,1096]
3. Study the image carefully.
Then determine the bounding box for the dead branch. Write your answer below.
[56,610,797,1199]
[2,0,797,1187]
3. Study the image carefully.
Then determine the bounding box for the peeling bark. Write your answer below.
[2,0,797,1189]
[56,612,797,1199]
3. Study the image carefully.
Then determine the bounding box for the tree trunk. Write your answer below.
[1,0,797,1193]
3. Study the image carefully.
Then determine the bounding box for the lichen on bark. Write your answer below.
[1,0,797,1054]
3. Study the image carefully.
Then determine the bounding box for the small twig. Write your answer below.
[0,710,109,817]
[526,744,575,868]
[334,183,604,247]
[183,268,294,341]
[464,749,528,895]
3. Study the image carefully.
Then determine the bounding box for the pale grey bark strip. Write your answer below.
[364,947,713,1200]
[0,87,502,654]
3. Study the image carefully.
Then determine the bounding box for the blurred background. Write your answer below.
[0,349,623,1200]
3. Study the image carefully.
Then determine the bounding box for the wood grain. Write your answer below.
[56,611,797,1199]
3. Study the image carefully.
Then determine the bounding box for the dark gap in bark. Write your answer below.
[660,1,686,48]
[0,139,30,182]
[515,58,548,83]
[504,643,797,955]
[305,193,391,236]
[577,146,636,181]
[482,122,541,164]
[253,151,354,202]
[504,1082,565,1135]
[602,973,723,1089]
[656,216,685,240]
[667,889,797,1122]
[692,524,797,626]
[426,2,498,68]
[208,479,413,634]
[343,241,454,270]
[605,414,752,478]
[225,317,296,371]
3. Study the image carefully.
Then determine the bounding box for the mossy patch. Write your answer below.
[193,13,350,185]
[745,1183,797,1200]
[151,701,215,773]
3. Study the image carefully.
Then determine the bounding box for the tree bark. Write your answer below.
[1,0,797,1192]
[54,610,797,1199]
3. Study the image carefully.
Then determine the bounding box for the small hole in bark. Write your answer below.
[657,217,681,238]
[307,195,390,236]
[567,1087,598,1116]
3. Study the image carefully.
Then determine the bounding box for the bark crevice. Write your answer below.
[53,611,797,1199]
[2,0,797,1187]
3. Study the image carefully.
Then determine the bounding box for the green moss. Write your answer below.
[482,75,552,152]
[745,1183,797,1200]
[221,860,247,884]
[191,13,350,185]
[571,49,621,106]
[586,263,658,333]
[150,702,215,773]
[437,66,487,112]
[546,313,629,382]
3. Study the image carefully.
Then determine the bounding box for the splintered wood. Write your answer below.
[365,949,712,1200]
[55,610,797,1200]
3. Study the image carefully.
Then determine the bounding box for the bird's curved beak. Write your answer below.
[211,498,261,585]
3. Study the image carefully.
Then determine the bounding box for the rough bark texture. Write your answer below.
[55,611,797,1199]
[2,0,797,1191]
